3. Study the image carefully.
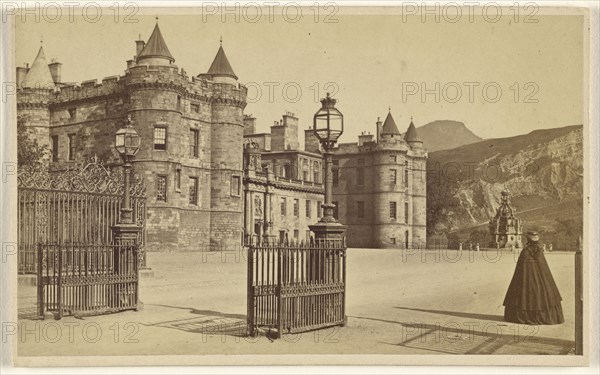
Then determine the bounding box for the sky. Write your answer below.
[14,6,585,145]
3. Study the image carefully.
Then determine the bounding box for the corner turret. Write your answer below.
[136,21,175,66]
[204,39,238,85]
[380,110,401,140]
[404,118,423,147]
[21,45,55,89]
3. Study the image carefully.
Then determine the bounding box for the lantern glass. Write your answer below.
[115,125,141,157]
[313,94,344,144]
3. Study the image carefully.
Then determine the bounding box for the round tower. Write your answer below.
[372,111,410,248]
[124,22,186,251]
[206,41,247,250]
[404,119,427,248]
[17,45,55,161]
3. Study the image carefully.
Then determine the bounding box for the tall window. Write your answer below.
[405,202,409,223]
[68,107,76,119]
[281,164,291,178]
[357,168,364,186]
[404,161,409,187]
[190,129,199,157]
[280,197,287,216]
[293,199,299,217]
[51,135,59,162]
[390,169,397,184]
[357,201,365,218]
[303,171,309,181]
[317,201,323,217]
[313,161,320,183]
[175,169,181,191]
[306,200,311,218]
[189,177,198,205]
[390,201,397,219]
[231,176,241,196]
[357,158,365,186]
[154,127,167,150]
[156,175,167,202]
[293,229,299,240]
[68,133,76,161]
[332,201,339,219]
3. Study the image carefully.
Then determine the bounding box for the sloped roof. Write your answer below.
[404,121,422,143]
[381,111,401,135]
[21,46,55,89]
[137,23,175,62]
[207,45,238,79]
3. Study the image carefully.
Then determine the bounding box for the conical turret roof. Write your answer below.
[381,111,401,135]
[404,120,422,143]
[137,23,175,63]
[207,44,238,80]
[21,46,55,89]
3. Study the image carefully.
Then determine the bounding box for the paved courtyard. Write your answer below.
[16,248,576,359]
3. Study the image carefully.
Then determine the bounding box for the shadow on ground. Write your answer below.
[394,306,505,322]
[350,315,575,355]
[142,304,248,338]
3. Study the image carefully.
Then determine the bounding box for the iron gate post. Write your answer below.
[36,243,44,318]
[575,235,583,355]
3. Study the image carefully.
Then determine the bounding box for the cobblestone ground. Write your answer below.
[16,248,576,359]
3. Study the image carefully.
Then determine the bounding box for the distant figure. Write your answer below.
[476,243,480,252]
[503,231,564,325]
[459,243,463,251]
[510,243,515,252]
[469,242,473,251]
[542,243,547,252]
[549,243,553,252]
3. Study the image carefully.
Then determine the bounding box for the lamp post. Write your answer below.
[113,115,141,244]
[309,93,346,242]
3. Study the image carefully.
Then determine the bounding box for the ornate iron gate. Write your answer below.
[17,158,146,273]
[247,238,347,338]
[37,243,140,318]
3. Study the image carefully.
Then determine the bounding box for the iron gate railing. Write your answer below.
[247,238,347,338]
[17,158,146,273]
[37,243,140,319]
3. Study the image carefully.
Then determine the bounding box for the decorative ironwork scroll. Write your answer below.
[17,156,147,274]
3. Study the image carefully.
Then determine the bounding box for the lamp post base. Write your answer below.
[112,223,142,245]
[309,221,347,243]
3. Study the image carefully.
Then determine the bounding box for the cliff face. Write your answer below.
[427,125,583,235]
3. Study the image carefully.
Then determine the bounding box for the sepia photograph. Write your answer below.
[1,1,598,371]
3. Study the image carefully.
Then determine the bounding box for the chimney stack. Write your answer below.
[48,59,62,84]
[358,131,374,146]
[376,117,383,142]
[16,64,30,87]
[304,126,322,153]
[271,112,299,151]
[243,115,257,135]
[135,35,145,58]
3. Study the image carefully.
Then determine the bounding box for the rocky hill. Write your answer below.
[417,120,483,152]
[427,125,583,248]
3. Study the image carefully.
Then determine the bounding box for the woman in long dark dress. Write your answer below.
[503,231,564,325]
